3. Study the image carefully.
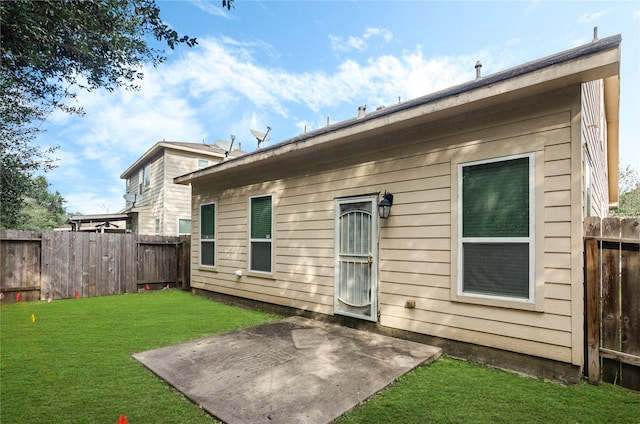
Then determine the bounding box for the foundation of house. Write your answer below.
[192,287,583,385]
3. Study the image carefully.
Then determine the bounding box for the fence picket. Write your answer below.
[584,217,640,390]
[621,218,640,389]
[1,231,190,303]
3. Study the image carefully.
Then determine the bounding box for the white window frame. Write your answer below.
[200,202,216,268]
[457,153,535,303]
[177,218,191,236]
[248,194,273,274]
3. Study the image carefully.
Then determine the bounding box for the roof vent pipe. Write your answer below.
[475,61,482,80]
[357,105,367,118]
[593,26,599,42]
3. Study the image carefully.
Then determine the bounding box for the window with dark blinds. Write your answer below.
[200,203,215,267]
[460,155,533,300]
[250,195,272,273]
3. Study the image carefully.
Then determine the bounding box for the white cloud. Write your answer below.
[634,10,640,19]
[39,35,515,213]
[578,10,608,24]
[329,27,393,53]
[189,0,230,18]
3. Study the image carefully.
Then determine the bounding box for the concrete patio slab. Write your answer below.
[133,316,442,424]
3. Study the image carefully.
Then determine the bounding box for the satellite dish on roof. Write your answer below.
[214,135,235,160]
[251,127,271,149]
[123,193,142,204]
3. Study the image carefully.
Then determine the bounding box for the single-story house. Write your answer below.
[175,34,621,382]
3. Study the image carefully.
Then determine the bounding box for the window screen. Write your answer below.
[144,164,151,188]
[460,156,532,300]
[250,195,272,273]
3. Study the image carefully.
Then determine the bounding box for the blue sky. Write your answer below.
[36,0,639,214]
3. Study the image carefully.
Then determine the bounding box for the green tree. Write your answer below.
[18,176,71,230]
[0,0,232,229]
[612,164,640,217]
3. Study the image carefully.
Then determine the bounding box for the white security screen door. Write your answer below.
[335,196,378,321]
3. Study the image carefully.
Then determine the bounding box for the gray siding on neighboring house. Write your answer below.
[162,149,204,235]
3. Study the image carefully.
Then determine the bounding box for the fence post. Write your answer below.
[585,237,601,385]
[584,216,601,385]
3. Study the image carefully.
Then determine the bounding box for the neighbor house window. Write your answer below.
[200,203,215,267]
[197,159,209,169]
[178,218,191,235]
[249,195,272,273]
[155,218,161,235]
[138,170,143,194]
[144,164,151,188]
[458,154,534,301]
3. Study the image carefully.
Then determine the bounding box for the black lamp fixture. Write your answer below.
[378,191,394,219]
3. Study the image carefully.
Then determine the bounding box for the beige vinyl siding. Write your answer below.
[132,155,165,235]
[190,86,586,365]
[132,148,224,235]
[581,80,609,218]
[162,150,209,235]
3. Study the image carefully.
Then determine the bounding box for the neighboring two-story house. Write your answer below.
[120,141,244,235]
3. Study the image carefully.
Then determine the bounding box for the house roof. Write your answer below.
[120,141,246,179]
[68,213,129,223]
[175,35,621,191]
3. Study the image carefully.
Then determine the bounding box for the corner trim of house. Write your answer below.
[191,288,582,385]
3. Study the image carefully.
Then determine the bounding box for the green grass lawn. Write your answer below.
[1,290,280,423]
[2,290,639,423]
[337,357,640,424]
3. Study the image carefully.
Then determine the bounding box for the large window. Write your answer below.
[200,203,215,267]
[249,195,272,273]
[459,154,534,301]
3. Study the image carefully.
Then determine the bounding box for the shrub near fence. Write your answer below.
[0,230,190,303]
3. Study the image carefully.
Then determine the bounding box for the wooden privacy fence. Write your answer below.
[585,217,640,390]
[0,230,190,303]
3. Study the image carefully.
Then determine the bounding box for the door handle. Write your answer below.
[368,253,373,265]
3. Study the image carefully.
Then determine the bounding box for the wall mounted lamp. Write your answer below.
[378,191,394,219]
